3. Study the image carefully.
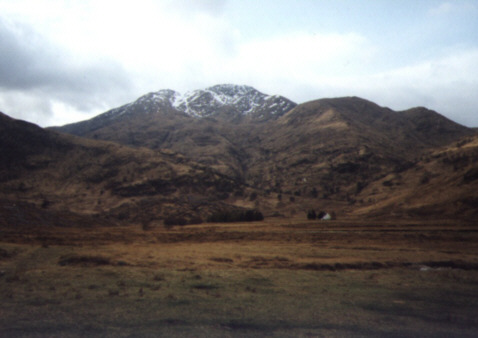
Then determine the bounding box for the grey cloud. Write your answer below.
[0,19,44,89]
[0,18,130,91]
[0,17,132,125]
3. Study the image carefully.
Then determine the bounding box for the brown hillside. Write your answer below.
[7,88,478,221]
[52,96,473,201]
[0,113,259,226]
[354,134,478,218]
[243,97,474,206]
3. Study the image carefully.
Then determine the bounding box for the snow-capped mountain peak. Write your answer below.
[168,84,296,118]
[83,84,297,124]
[170,84,264,117]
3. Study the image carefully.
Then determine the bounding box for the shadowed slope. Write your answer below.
[0,113,255,226]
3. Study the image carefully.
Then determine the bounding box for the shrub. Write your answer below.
[164,217,187,227]
[243,209,264,222]
[464,168,478,183]
[307,210,317,220]
[189,217,203,225]
[420,173,430,184]
[310,187,318,198]
[207,209,264,223]
[217,192,229,200]
[41,199,51,209]
[58,255,111,267]
[141,220,152,231]
[355,181,366,194]
[382,180,393,187]
[163,216,203,227]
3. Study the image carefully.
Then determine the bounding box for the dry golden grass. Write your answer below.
[1,218,478,337]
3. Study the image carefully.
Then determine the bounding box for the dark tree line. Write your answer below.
[163,216,203,227]
[207,209,264,223]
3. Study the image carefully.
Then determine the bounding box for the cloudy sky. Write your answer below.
[0,0,477,127]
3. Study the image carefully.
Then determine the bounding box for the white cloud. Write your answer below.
[429,2,455,16]
[428,1,477,16]
[0,90,53,124]
[0,1,477,127]
[232,32,373,81]
[346,49,478,126]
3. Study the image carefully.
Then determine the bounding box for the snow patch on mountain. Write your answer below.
[98,84,297,122]
[168,84,296,118]
[169,84,266,117]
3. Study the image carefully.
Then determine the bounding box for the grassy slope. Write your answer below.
[354,135,478,218]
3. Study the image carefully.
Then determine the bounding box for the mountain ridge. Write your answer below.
[2,84,477,225]
[50,86,475,205]
[52,84,297,137]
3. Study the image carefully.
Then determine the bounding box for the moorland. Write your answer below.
[1,218,478,337]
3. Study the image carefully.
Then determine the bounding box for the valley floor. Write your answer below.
[1,219,478,337]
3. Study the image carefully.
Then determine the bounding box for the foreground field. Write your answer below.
[1,218,478,337]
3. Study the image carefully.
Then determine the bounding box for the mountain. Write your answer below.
[52,89,474,204]
[54,84,296,135]
[172,84,296,120]
[0,112,260,227]
[51,85,297,180]
[5,84,478,223]
[241,97,477,212]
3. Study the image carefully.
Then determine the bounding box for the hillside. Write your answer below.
[4,84,478,223]
[354,134,478,218]
[0,112,259,227]
[52,87,475,215]
[251,97,474,200]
